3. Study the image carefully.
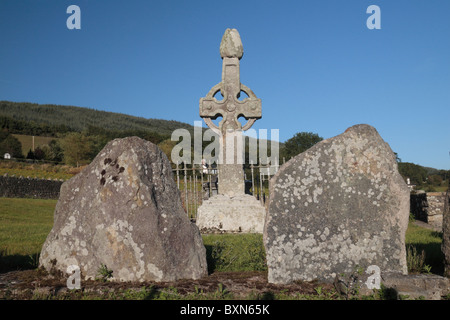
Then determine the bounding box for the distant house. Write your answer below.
[3,153,11,160]
[406,177,416,191]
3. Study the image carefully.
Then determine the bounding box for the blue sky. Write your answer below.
[0,0,449,169]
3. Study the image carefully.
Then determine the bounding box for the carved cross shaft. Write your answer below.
[199,29,262,197]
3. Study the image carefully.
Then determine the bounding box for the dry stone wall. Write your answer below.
[0,175,63,199]
[410,192,448,230]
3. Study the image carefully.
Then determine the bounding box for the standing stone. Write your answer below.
[196,28,266,233]
[443,190,450,277]
[39,136,207,282]
[264,124,410,284]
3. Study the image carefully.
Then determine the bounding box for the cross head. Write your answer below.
[200,29,261,134]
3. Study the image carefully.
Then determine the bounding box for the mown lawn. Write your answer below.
[0,198,56,272]
[0,197,444,276]
[405,222,444,275]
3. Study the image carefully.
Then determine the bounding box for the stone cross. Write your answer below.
[200,29,262,197]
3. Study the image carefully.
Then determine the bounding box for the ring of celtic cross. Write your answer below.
[201,82,261,134]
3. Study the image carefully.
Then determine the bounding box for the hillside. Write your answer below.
[0,101,194,137]
[12,134,56,156]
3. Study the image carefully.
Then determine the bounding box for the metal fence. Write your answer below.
[172,160,281,221]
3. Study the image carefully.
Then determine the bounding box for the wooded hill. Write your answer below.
[0,101,280,167]
[2,101,446,192]
[0,101,196,165]
[0,101,194,139]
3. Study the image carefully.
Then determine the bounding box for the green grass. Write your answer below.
[405,222,444,275]
[0,160,75,180]
[202,233,267,273]
[0,197,447,300]
[0,197,445,277]
[0,197,268,274]
[0,198,56,272]
[434,186,449,192]
[11,134,57,157]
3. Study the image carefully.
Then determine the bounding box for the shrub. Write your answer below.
[406,245,426,274]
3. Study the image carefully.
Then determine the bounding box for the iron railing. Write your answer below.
[172,160,281,220]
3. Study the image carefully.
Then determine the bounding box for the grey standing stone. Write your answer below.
[39,136,207,282]
[443,191,450,277]
[264,124,410,284]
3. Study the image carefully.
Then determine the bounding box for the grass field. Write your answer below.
[0,197,444,276]
[405,222,444,274]
[0,160,77,181]
[0,198,56,272]
[11,134,57,157]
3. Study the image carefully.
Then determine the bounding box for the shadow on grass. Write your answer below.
[204,244,216,274]
[409,241,444,275]
[0,251,40,273]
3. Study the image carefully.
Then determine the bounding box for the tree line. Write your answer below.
[0,101,193,166]
[398,162,449,191]
[1,123,448,192]
[0,128,170,167]
[1,101,448,190]
[0,101,194,137]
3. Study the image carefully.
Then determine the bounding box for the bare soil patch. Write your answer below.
[0,268,335,300]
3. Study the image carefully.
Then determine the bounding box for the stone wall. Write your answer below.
[0,175,63,199]
[410,192,449,230]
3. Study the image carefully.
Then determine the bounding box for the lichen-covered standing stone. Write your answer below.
[443,192,450,277]
[264,124,409,284]
[39,137,207,282]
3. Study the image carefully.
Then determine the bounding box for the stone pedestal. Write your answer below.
[196,195,266,233]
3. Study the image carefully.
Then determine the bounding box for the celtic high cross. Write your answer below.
[199,29,262,197]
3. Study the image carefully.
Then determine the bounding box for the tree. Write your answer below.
[26,149,35,159]
[428,174,443,186]
[33,146,46,160]
[47,139,63,162]
[60,132,94,167]
[280,132,323,162]
[158,139,178,163]
[86,134,109,161]
[38,139,64,163]
[398,162,428,186]
[0,133,23,158]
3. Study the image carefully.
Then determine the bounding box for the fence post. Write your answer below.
[189,175,193,218]
[259,158,263,205]
[192,167,196,219]
[251,160,255,198]
[208,160,212,198]
[184,164,188,216]
[176,161,180,189]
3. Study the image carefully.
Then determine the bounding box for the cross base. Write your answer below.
[196,194,266,233]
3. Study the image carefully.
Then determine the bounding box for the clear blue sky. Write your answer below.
[1,0,449,169]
